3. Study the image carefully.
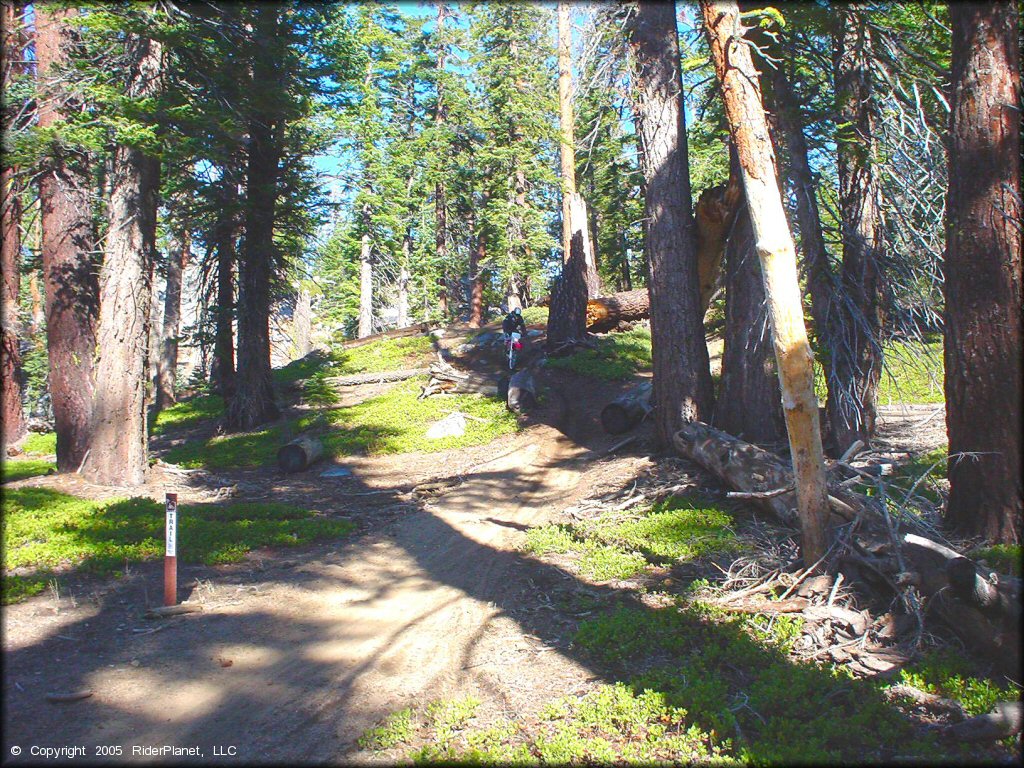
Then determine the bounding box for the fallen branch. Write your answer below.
[46,690,93,703]
[145,604,204,619]
[942,701,1023,742]
[326,368,428,387]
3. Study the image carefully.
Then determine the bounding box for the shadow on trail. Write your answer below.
[2,383,957,765]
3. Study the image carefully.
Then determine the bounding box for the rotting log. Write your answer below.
[507,368,536,413]
[601,381,653,435]
[942,701,1023,743]
[277,435,324,473]
[339,322,432,350]
[326,368,428,387]
[420,362,500,399]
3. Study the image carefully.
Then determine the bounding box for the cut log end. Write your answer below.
[277,436,325,474]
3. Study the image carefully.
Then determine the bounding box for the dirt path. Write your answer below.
[3,406,607,764]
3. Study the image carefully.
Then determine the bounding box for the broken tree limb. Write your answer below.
[145,603,203,619]
[694,166,743,312]
[339,322,432,350]
[45,690,94,703]
[326,368,428,387]
[277,435,324,474]
[601,381,653,435]
[885,685,967,721]
[942,701,1023,742]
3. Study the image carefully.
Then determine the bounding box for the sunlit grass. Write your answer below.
[151,394,225,435]
[23,432,56,455]
[545,328,652,381]
[1,487,354,604]
[0,459,56,484]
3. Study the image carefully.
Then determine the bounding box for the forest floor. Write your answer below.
[1,324,1016,765]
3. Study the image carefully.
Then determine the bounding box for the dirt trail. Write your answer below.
[3,411,603,764]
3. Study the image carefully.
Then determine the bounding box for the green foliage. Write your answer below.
[519,306,549,325]
[428,696,483,744]
[163,424,287,470]
[899,649,1020,717]
[1,487,354,604]
[545,328,653,381]
[525,495,737,582]
[358,707,415,751]
[879,340,944,405]
[968,544,1022,577]
[0,459,56,484]
[150,395,225,436]
[23,433,57,456]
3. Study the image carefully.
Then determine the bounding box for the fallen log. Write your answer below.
[601,381,653,435]
[326,367,428,387]
[339,322,432,350]
[277,436,325,473]
[507,368,536,413]
[942,701,1022,742]
[145,603,204,619]
[586,289,650,333]
[419,362,500,399]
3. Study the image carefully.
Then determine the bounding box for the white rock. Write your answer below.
[426,412,467,440]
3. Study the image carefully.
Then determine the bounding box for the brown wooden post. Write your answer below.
[164,492,178,606]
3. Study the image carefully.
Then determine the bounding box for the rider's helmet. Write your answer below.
[513,307,522,316]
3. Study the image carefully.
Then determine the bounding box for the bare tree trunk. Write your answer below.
[506,276,522,312]
[434,3,451,322]
[36,5,98,471]
[358,224,373,338]
[701,0,831,564]
[831,5,886,454]
[547,229,590,347]
[714,202,785,445]
[768,57,841,455]
[82,34,162,486]
[1,0,26,449]
[626,0,714,445]
[226,6,281,431]
[292,284,312,358]
[154,229,186,411]
[397,232,411,328]
[945,1,1022,544]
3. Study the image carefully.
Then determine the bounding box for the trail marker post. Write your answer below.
[164,492,178,606]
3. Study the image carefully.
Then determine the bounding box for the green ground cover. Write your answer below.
[1,487,354,604]
[814,339,944,405]
[545,328,653,381]
[163,378,518,469]
[524,495,739,582]
[151,394,225,435]
[0,459,55,484]
[23,432,56,455]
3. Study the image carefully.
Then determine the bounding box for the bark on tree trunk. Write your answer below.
[36,5,98,471]
[694,158,743,313]
[1,1,25,448]
[210,192,237,399]
[701,0,832,564]
[557,1,575,267]
[468,224,485,328]
[82,34,162,486]
[626,0,715,445]
[945,2,1022,544]
[434,4,450,322]
[155,229,187,412]
[831,6,886,455]
[547,229,590,347]
[714,201,785,445]
[397,233,411,329]
[292,284,312,359]
[226,6,282,431]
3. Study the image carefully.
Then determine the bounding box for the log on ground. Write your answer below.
[326,367,428,387]
[586,289,650,333]
[277,435,325,473]
[339,322,432,350]
[601,381,652,434]
[507,368,536,413]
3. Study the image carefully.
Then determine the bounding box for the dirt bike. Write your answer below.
[505,332,523,371]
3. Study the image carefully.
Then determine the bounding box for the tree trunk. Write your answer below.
[226,6,282,431]
[768,56,841,455]
[547,228,590,347]
[831,6,886,454]
[292,284,312,359]
[339,322,430,350]
[36,5,98,471]
[82,34,162,487]
[210,192,237,399]
[434,4,450,323]
[1,0,26,449]
[701,0,831,564]
[714,201,785,445]
[557,1,576,266]
[155,229,187,412]
[468,226,485,328]
[626,0,714,446]
[397,233,411,329]
[694,159,743,313]
[945,2,1022,544]
[358,226,373,338]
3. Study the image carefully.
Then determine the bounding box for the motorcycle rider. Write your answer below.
[502,306,527,340]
